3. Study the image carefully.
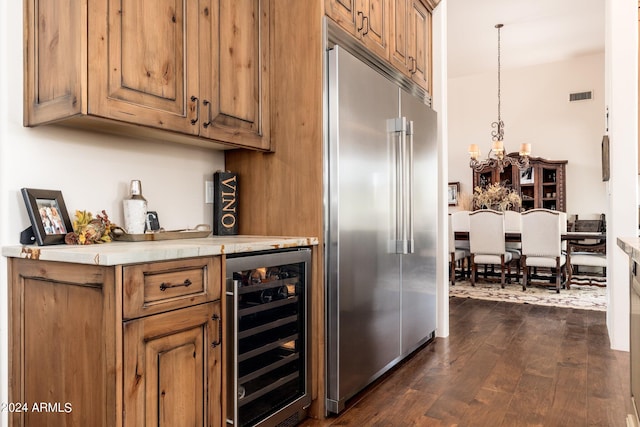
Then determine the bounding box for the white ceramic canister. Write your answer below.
[123,180,147,234]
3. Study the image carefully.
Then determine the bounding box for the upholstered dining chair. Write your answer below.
[468,209,513,288]
[449,215,470,286]
[450,210,470,251]
[520,209,566,293]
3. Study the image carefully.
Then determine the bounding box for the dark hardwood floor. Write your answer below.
[302,297,632,426]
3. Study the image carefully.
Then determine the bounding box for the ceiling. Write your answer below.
[447,0,605,78]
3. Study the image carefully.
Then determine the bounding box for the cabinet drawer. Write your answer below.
[123,257,221,319]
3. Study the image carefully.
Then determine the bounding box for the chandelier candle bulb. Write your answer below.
[520,143,531,156]
[468,144,480,159]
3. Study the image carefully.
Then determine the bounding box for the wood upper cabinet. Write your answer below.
[23,0,84,125]
[90,0,200,135]
[389,0,431,92]
[407,0,431,91]
[24,0,270,150]
[325,0,389,59]
[8,256,223,427]
[199,1,270,148]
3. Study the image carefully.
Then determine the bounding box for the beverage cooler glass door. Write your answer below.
[226,248,311,427]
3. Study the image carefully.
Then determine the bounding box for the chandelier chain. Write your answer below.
[491,23,504,142]
[497,24,501,125]
[468,23,530,173]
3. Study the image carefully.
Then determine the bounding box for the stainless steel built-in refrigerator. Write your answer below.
[326,46,437,414]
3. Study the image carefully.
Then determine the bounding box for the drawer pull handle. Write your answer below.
[159,278,192,291]
[211,314,222,348]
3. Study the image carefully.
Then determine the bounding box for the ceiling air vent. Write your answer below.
[569,91,593,102]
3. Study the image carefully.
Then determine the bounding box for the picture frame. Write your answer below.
[520,167,534,185]
[448,182,460,206]
[602,135,610,182]
[21,188,73,245]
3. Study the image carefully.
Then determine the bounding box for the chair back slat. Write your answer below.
[574,219,602,233]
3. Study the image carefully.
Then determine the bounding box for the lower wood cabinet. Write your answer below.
[124,302,222,427]
[8,256,223,427]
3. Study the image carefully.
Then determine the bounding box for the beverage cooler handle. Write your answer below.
[406,120,415,254]
[226,279,240,426]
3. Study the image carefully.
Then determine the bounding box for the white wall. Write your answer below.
[0,2,225,425]
[433,2,449,338]
[448,53,607,217]
[605,0,637,351]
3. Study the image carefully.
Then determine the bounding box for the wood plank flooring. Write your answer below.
[301,297,632,427]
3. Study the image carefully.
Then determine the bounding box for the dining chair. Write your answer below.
[450,210,471,251]
[468,209,513,288]
[448,215,470,286]
[566,215,606,288]
[520,209,566,293]
[504,210,522,280]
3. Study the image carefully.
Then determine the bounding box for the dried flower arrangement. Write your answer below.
[457,192,474,211]
[473,183,522,211]
[65,210,117,245]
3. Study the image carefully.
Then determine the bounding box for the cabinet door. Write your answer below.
[359,0,389,59]
[325,0,359,36]
[408,0,431,91]
[199,0,270,150]
[123,302,222,427]
[389,0,410,75]
[326,0,388,59]
[89,0,200,134]
[9,260,117,427]
[24,0,85,125]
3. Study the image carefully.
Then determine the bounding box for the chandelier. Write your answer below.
[468,24,531,173]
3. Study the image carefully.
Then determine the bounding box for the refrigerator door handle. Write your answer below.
[388,117,407,254]
[406,120,415,254]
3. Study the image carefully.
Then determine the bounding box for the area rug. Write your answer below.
[449,278,606,311]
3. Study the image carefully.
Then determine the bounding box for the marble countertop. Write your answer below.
[617,237,640,262]
[2,235,318,266]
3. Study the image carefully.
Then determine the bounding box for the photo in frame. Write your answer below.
[520,167,534,185]
[21,188,73,245]
[448,182,460,206]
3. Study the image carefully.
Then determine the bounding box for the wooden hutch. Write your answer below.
[472,154,568,212]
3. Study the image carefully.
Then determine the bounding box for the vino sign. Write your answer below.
[213,171,238,235]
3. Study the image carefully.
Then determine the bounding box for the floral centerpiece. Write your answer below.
[473,183,522,211]
[65,210,117,245]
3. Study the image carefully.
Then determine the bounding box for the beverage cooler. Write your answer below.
[226,248,312,427]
